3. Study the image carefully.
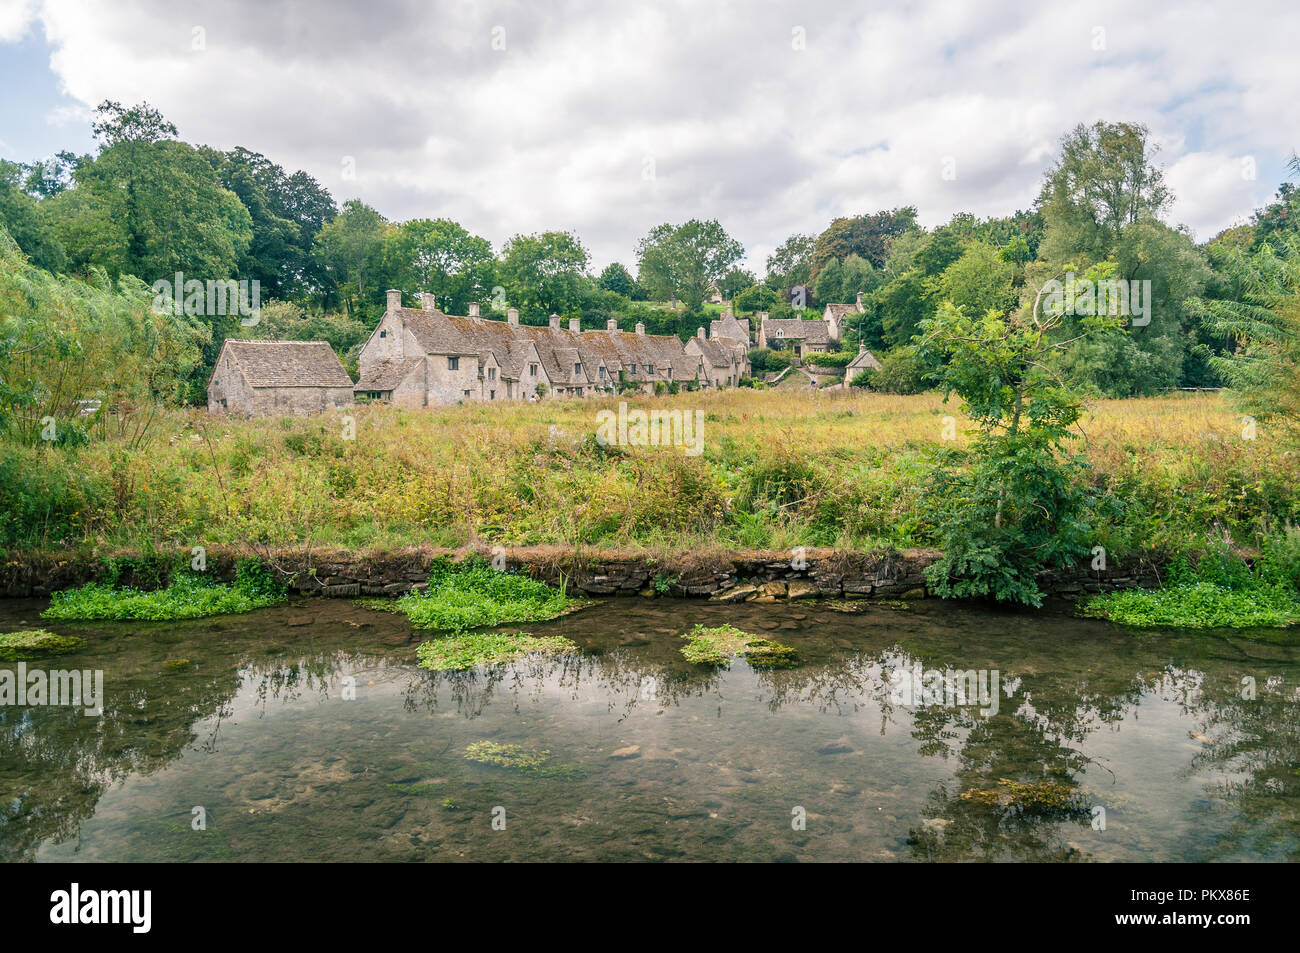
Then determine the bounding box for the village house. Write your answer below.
[756,309,839,357]
[822,291,867,338]
[844,340,883,381]
[353,290,743,407]
[207,339,354,417]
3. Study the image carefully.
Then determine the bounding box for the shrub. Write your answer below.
[866,346,930,394]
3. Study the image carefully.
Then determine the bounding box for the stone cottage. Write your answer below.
[353,290,737,407]
[756,311,839,357]
[207,340,354,417]
[843,341,883,384]
[822,291,867,337]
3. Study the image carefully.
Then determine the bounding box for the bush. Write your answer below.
[867,345,930,394]
[803,351,854,368]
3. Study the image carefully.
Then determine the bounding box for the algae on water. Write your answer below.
[416,631,576,671]
[679,623,799,669]
[0,630,86,661]
[395,556,585,632]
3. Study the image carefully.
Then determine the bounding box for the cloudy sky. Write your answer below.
[1,0,1296,273]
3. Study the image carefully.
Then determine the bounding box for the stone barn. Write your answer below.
[207,340,354,417]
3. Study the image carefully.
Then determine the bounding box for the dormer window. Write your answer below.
[575,362,582,374]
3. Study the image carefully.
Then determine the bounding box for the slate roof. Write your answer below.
[846,348,883,372]
[355,358,422,392]
[824,303,862,323]
[216,340,352,388]
[763,318,831,346]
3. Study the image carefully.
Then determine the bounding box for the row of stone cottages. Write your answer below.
[206,290,881,417]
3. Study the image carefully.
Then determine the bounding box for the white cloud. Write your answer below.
[14,0,1300,271]
[0,0,35,43]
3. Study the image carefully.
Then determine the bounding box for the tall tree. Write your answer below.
[386,218,494,313]
[313,200,391,317]
[499,230,590,319]
[635,219,743,310]
[811,207,917,279]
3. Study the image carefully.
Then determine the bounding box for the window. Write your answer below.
[488,367,496,380]
[530,363,538,377]
[490,390,496,400]
[776,329,784,338]
[574,362,582,374]
[598,366,606,378]
[645,364,653,375]
[463,389,471,397]
[448,356,459,370]
[380,330,387,338]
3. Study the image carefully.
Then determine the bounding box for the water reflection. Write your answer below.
[0,597,1295,862]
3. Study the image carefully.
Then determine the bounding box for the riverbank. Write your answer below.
[0,543,1165,601]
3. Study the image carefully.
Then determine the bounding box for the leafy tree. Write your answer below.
[1191,234,1300,442]
[733,283,781,315]
[1037,121,1171,262]
[500,230,590,319]
[719,265,755,300]
[597,261,636,297]
[917,286,1114,606]
[0,160,66,272]
[386,218,494,314]
[635,219,743,310]
[765,233,815,289]
[201,146,336,298]
[811,207,917,278]
[930,243,1018,317]
[314,200,391,317]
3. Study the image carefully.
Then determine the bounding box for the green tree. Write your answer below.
[386,218,494,314]
[765,233,815,290]
[917,286,1114,606]
[500,230,590,319]
[597,261,636,297]
[811,207,917,279]
[314,200,391,317]
[635,219,743,310]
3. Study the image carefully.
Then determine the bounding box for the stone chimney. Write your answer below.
[468,302,480,317]
[569,316,580,333]
[757,311,769,322]
[549,313,561,330]
[419,292,437,312]
[859,341,866,354]
[607,318,618,331]
[386,289,402,312]
[634,322,645,336]
[697,326,706,339]
[507,307,519,326]
[856,290,864,310]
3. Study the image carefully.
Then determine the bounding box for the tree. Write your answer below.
[811,207,917,279]
[598,261,635,297]
[202,146,336,299]
[765,233,815,289]
[314,200,391,316]
[930,243,1018,318]
[1037,121,1171,261]
[635,219,743,310]
[916,288,1110,606]
[0,160,66,272]
[499,230,590,319]
[719,266,755,300]
[386,218,494,314]
[1191,234,1300,442]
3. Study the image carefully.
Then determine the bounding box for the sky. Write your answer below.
[1,0,1296,274]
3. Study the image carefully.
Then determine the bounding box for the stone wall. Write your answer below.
[1,546,1167,602]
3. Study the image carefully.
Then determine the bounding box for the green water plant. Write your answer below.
[1080,537,1300,629]
[0,629,86,661]
[42,559,287,622]
[416,631,576,671]
[395,556,584,632]
[679,623,799,669]
[960,778,1092,817]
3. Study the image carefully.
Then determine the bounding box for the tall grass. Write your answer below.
[2,391,1293,563]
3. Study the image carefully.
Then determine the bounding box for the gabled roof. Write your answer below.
[356,358,423,392]
[763,317,831,345]
[214,340,352,388]
[847,348,883,372]
[824,303,862,322]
